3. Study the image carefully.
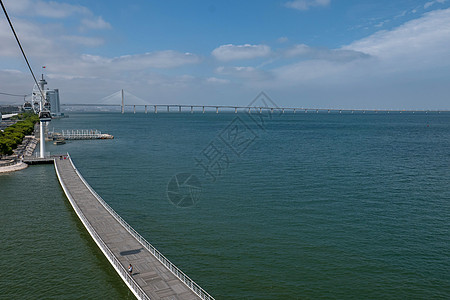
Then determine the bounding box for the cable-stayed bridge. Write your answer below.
[61,90,448,114]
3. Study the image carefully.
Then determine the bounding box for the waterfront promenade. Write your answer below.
[54,156,212,300]
[0,160,27,173]
[0,136,37,173]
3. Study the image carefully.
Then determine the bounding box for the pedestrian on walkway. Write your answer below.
[128,264,133,275]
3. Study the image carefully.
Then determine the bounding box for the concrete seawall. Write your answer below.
[0,161,28,173]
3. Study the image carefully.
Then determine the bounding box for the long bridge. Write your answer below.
[48,154,213,300]
[61,103,447,114]
[58,89,448,114]
[7,89,448,114]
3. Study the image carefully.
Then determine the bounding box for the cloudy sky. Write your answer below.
[1,0,449,109]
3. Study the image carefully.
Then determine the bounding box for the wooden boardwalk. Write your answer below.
[54,156,211,300]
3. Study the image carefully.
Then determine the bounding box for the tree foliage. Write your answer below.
[0,113,39,155]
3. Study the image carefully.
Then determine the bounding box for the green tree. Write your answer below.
[0,113,39,155]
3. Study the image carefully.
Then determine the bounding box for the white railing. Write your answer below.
[48,130,113,140]
[62,129,100,139]
[34,151,51,157]
[67,154,214,300]
[54,157,150,300]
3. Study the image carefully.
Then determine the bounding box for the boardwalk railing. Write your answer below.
[54,157,150,300]
[67,154,214,300]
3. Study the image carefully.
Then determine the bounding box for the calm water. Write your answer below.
[1,111,449,299]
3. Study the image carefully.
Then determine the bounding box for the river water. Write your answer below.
[1,111,449,299]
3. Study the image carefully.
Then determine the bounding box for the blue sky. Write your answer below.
[1,0,450,109]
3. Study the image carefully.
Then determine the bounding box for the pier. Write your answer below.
[23,155,57,164]
[52,155,212,300]
[50,129,114,140]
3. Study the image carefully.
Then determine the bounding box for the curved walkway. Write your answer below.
[55,156,211,300]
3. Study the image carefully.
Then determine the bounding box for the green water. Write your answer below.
[0,165,134,299]
[1,112,449,299]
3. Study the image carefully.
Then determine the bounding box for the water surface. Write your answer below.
[1,111,449,299]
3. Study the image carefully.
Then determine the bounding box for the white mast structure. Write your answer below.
[37,74,50,158]
[121,89,124,114]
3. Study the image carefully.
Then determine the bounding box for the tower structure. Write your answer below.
[37,74,51,158]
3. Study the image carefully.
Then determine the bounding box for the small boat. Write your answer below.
[100,134,114,139]
[54,139,66,145]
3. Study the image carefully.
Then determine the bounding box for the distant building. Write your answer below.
[27,75,64,117]
[46,89,63,117]
[0,105,22,114]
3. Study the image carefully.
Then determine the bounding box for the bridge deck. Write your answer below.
[54,157,201,300]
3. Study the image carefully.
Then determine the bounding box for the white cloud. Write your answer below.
[344,8,450,66]
[284,44,310,57]
[0,69,30,103]
[424,0,446,9]
[0,18,104,60]
[285,44,370,61]
[144,74,198,89]
[285,0,330,11]
[374,19,389,28]
[0,19,60,58]
[46,73,95,80]
[4,0,90,18]
[424,2,434,9]
[272,59,361,85]
[0,1,111,60]
[0,1,202,104]
[216,66,271,81]
[272,8,450,85]
[4,0,111,33]
[1,69,24,75]
[61,35,105,47]
[212,44,271,61]
[206,77,230,84]
[112,51,200,69]
[44,51,201,79]
[80,16,112,31]
[261,8,450,108]
[204,8,450,107]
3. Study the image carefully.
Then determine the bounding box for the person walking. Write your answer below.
[128,264,133,275]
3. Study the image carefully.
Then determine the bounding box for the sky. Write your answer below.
[0,0,450,109]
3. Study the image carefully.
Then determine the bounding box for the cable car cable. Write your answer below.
[0,0,46,101]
